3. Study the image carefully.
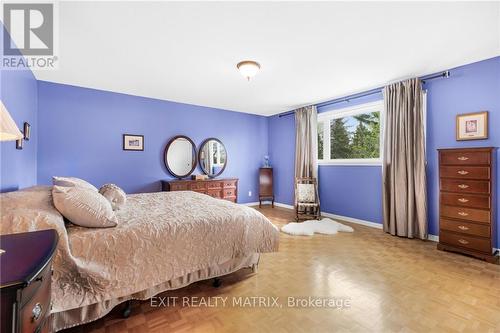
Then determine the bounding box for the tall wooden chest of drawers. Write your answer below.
[162,178,238,203]
[437,147,498,263]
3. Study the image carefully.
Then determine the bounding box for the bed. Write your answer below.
[0,186,279,331]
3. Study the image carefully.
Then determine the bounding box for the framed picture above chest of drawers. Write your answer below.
[437,147,498,263]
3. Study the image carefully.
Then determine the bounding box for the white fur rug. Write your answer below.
[281,218,354,236]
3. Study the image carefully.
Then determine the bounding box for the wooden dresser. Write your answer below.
[162,178,238,203]
[0,230,58,333]
[259,168,274,208]
[437,147,497,263]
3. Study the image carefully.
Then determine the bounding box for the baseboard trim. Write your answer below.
[274,202,294,209]
[427,234,439,242]
[321,212,440,243]
[246,201,443,243]
[242,202,260,206]
[242,201,275,207]
[320,211,383,230]
[243,201,295,209]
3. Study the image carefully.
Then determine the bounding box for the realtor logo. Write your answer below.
[2,2,58,69]
[3,3,53,55]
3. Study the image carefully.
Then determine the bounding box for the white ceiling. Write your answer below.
[33,1,500,116]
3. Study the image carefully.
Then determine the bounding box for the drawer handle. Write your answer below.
[457,170,469,175]
[458,239,469,245]
[32,303,43,321]
[458,225,469,231]
[458,212,469,217]
[458,198,469,203]
[457,156,469,161]
[458,184,469,189]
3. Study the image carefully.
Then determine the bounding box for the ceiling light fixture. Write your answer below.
[237,60,261,81]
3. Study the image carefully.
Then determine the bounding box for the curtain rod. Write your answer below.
[278,70,450,118]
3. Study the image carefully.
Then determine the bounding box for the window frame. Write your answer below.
[317,100,385,166]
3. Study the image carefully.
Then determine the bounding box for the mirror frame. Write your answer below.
[164,135,197,179]
[198,138,227,178]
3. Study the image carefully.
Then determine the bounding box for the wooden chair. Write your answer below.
[294,177,320,221]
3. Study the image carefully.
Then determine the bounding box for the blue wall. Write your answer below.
[0,25,38,192]
[268,114,295,205]
[37,81,268,202]
[268,56,500,246]
[425,57,499,243]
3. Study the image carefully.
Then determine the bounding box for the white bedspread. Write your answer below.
[0,186,279,313]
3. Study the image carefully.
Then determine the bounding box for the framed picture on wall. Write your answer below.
[123,134,144,151]
[456,111,488,141]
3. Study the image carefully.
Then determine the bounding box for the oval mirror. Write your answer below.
[199,138,227,178]
[164,135,197,178]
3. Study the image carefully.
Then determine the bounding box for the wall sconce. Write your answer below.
[16,138,23,150]
[23,122,31,140]
[16,122,31,150]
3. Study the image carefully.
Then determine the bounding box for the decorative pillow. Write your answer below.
[99,184,126,211]
[297,183,316,203]
[52,176,98,192]
[52,185,117,228]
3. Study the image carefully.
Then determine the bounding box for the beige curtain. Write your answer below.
[294,105,318,179]
[383,78,428,239]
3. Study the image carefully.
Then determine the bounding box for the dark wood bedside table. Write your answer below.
[0,230,58,333]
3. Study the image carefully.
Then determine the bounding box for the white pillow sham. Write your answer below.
[52,176,98,192]
[52,185,117,228]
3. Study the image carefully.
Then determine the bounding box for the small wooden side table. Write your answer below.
[259,167,274,208]
[0,230,58,333]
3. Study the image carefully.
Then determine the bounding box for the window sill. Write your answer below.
[318,159,382,166]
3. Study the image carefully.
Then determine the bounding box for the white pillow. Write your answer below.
[52,185,117,228]
[99,184,126,211]
[52,176,98,192]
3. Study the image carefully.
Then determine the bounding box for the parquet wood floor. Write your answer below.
[62,206,500,333]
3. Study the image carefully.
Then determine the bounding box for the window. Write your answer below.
[317,100,384,165]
